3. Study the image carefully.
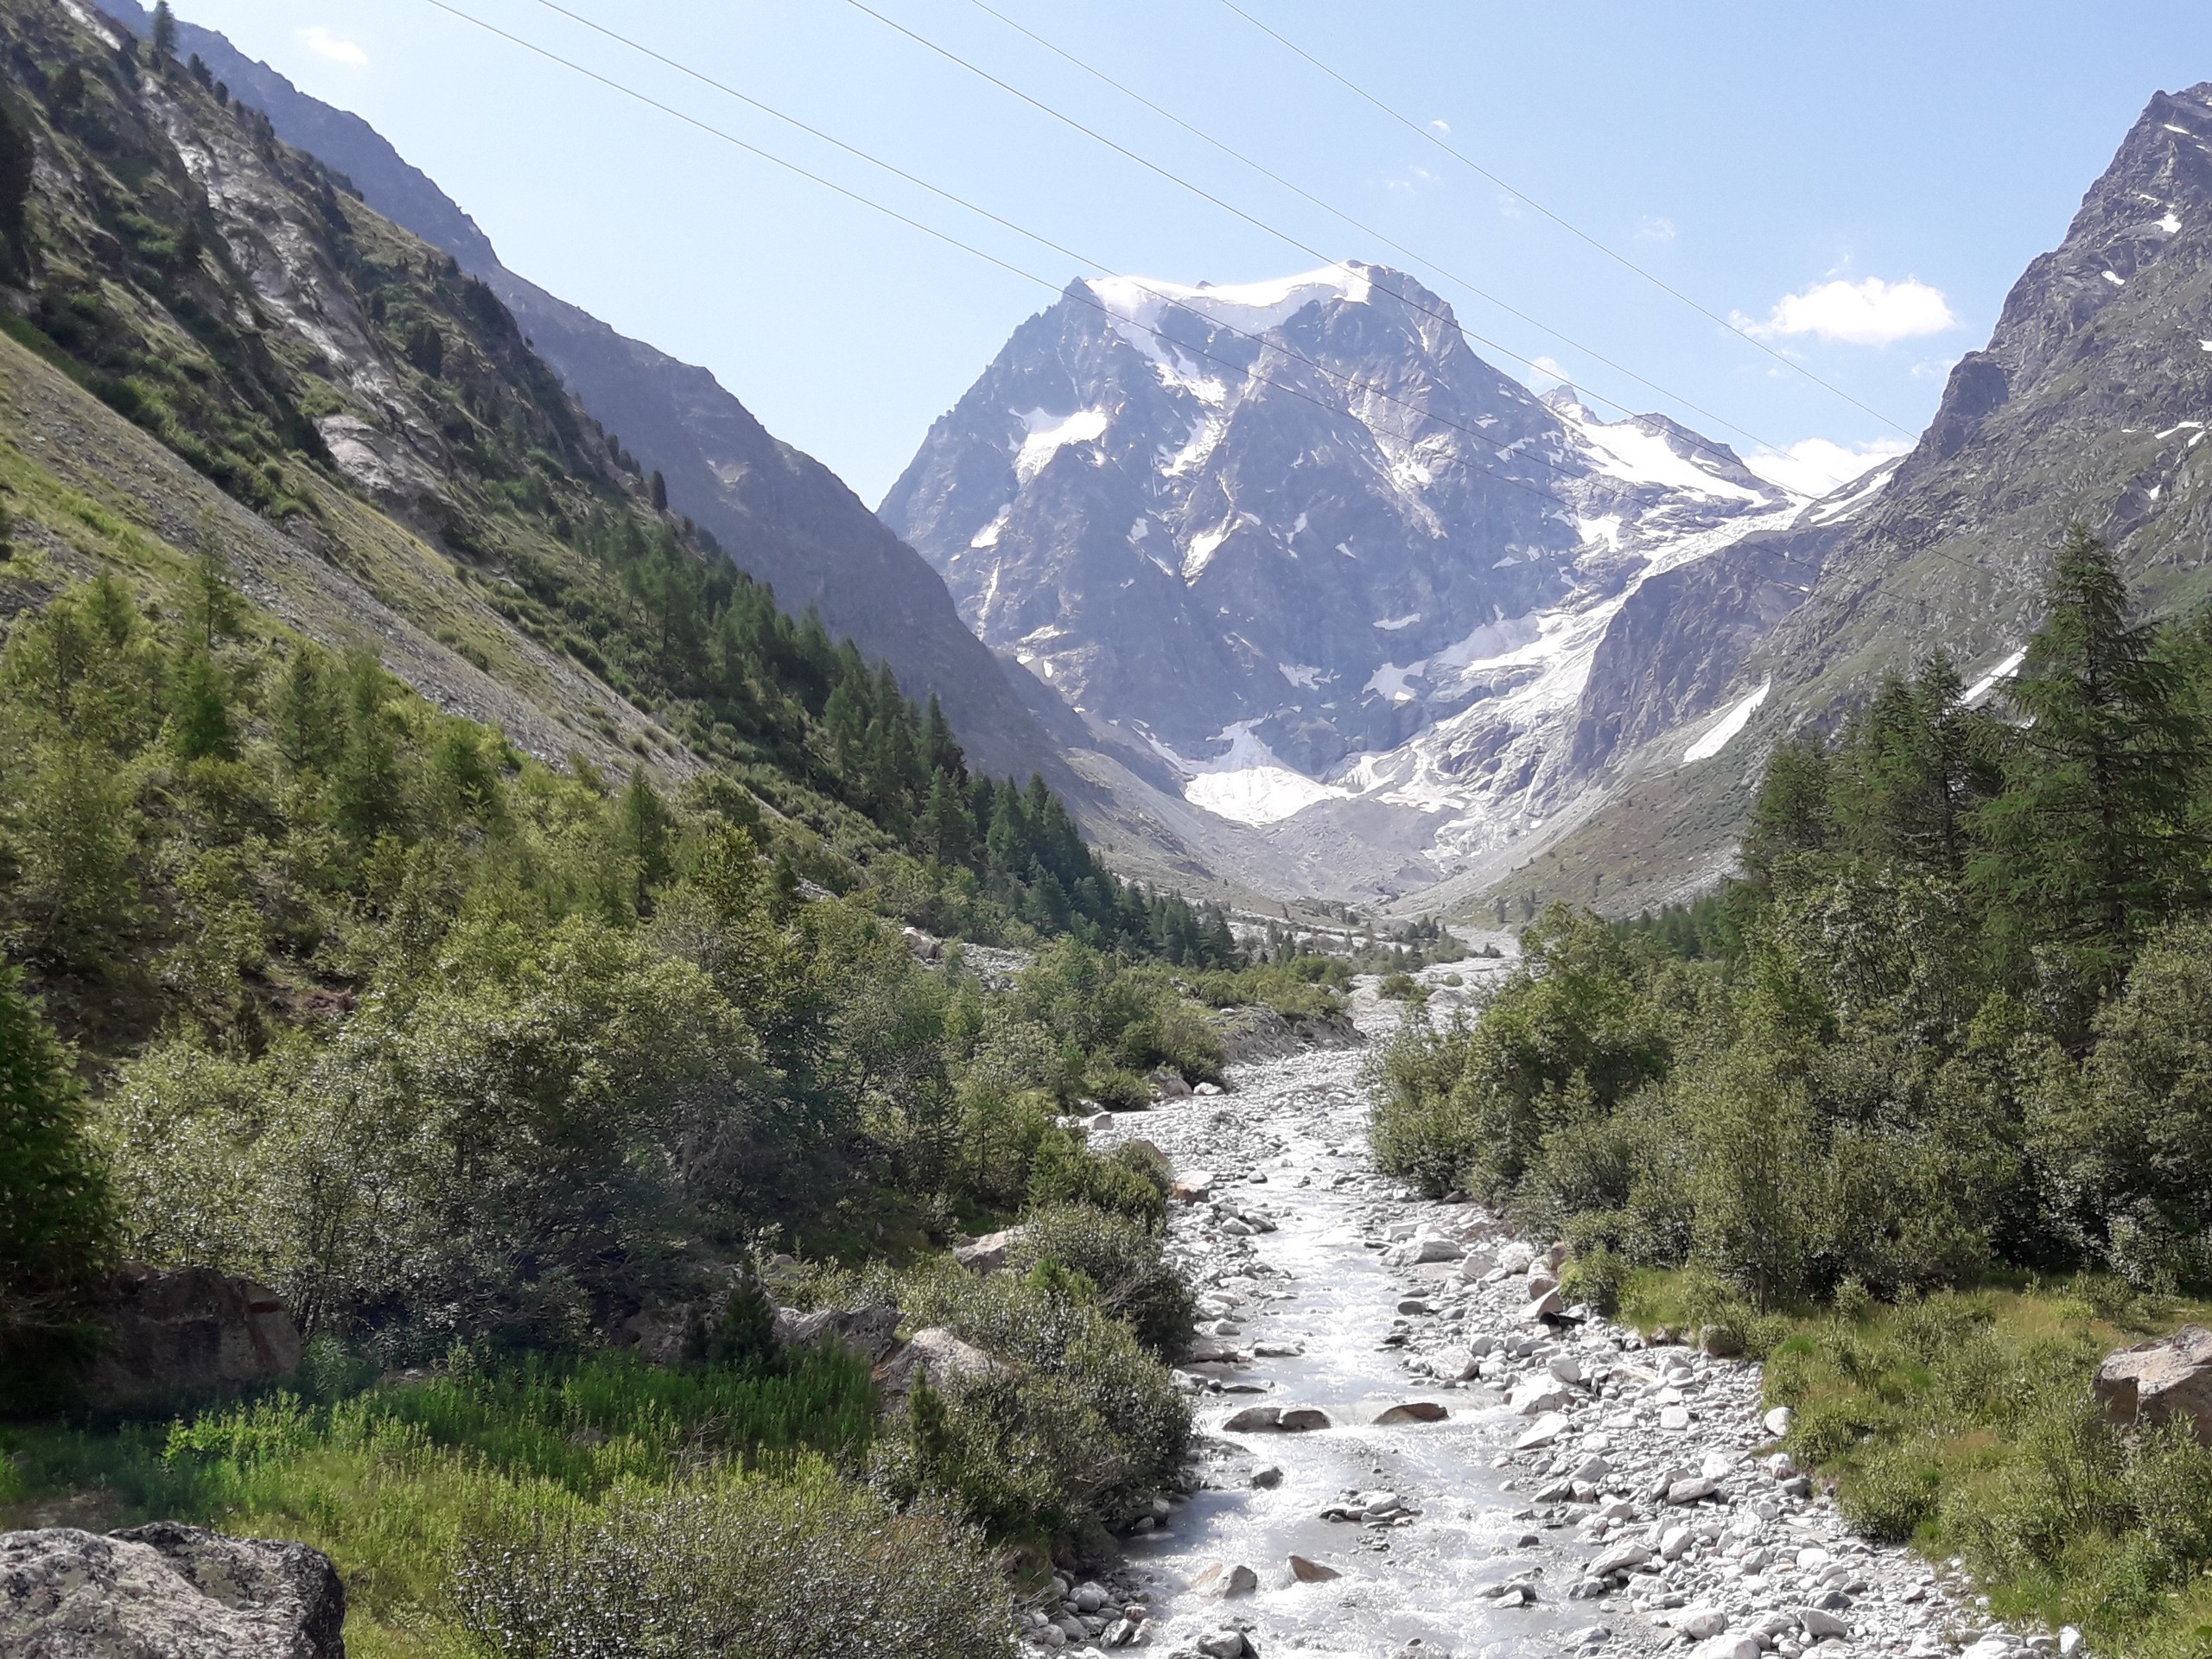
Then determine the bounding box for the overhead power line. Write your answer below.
[416,0,1949,616]
[954,0,1847,491]
[1211,0,1919,438]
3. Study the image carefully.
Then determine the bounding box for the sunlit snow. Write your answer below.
[2103,271,2127,286]
[1014,407,1109,486]
[1184,525,1230,581]
[1165,722,1352,826]
[1965,647,2027,707]
[1681,681,1770,764]
[1553,404,1769,503]
[1373,613,1421,631]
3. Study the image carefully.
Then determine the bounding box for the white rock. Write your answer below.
[1659,1405,1692,1430]
[1677,1607,1729,1639]
[1514,1411,1571,1451]
[1764,1405,1796,1436]
[1699,1450,1735,1480]
[1688,1637,1759,1659]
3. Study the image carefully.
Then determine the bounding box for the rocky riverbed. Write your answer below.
[1044,968,2062,1659]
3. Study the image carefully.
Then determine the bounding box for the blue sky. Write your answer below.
[175,0,2209,505]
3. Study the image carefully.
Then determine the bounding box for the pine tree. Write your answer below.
[649,470,668,512]
[1970,525,2207,978]
[0,960,115,1363]
[1742,733,1834,880]
[149,1,177,63]
[169,645,234,761]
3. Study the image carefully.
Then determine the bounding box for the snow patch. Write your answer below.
[1278,663,1327,689]
[969,505,1011,550]
[1557,404,1768,503]
[1373,613,1421,632]
[1681,682,1770,765]
[1014,408,1109,486]
[1128,518,1150,542]
[1184,525,1230,582]
[1798,457,1903,527]
[1366,661,1423,703]
[2159,212,2183,233]
[1577,514,1623,550]
[2103,271,2126,286]
[1965,648,2026,707]
[1164,721,1351,827]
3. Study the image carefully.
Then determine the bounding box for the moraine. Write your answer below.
[1053,964,2054,1659]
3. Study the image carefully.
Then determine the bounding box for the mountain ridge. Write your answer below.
[96,0,1072,791]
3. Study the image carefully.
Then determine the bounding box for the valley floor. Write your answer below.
[1083,970,2047,1659]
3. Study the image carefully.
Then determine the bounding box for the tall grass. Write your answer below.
[0,1346,881,1659]
[1738,1280,2212,1659]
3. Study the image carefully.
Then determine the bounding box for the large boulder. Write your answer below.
[2096,1325,2212,1441]
[951,1229,1025,1274]
[79,1267,302,1409]
[0,1522,345,1657]
[874,1327,1008,1397]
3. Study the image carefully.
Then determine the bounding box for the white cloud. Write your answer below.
[1736,276,1956,346]
[1528,355,1568,387]
[1744,435,1911,497]
[1430,118,1451,136]
[297,25,369,68]
[1637,215,1676,243]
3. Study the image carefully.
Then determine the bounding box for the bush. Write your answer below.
[454,1465,1013,1659]
[878,1260,1190,1539]
[1560,1244,1628,1318]
[0,961,117,1389]
[1027,1131,1168,1226]
[1011,1203,1193,1355]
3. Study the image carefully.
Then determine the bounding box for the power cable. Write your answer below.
[956,0,1850,491]
[486,0,1761,519]
[1211,0,1919,437]
[418,0,1949,617]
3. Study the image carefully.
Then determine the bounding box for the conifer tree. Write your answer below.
[1970,524,2206,978]
[0,961,115,1363]
[149,1,177,63]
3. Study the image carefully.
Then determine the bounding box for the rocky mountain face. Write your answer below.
[884,262,1836,897]
[98,0,1071,786]
[1448,79,2212,917]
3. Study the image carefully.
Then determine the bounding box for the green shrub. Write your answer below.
[1560,1244,1627,1318]
[454,1465,1013,1659]
[1083,1067,1154,1113]
[1839,1440,1943,1542]
[879,1259,1191,1539]
[1027,1131,1167,1226]
[1011,1203,1193,1355]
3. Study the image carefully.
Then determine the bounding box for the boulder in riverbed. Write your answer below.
[1374,1401,1448,1425]
[1192,1560,1258,1598]
[1289,1554,1340,1582]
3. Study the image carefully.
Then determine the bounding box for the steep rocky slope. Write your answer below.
[885,262,1845,899]
[1497,78,2212,917]
[95,0,1070,786]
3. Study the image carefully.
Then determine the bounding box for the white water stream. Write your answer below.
[1083,968,2009,1659]
[1094,968,1592,1658]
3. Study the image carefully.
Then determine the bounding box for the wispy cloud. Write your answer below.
[297,25,369,68]
[1429,118,1451,136]
[1636,215,1676,244]
[1386,165,1436,197]
[1528,355,1568,387]
[1735,276,1955,346]
[1744,435,1911,497]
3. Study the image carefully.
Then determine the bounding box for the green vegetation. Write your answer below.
[1759,1283,2212,1659]
[0,10,1233,1644]
[1374,529,2212,1654]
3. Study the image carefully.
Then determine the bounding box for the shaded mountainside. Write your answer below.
[97,0,1070,789]
[1480,80,2212,918]
[0,0,1183,971]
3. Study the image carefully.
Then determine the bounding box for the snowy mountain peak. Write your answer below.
[880,262,1812,888]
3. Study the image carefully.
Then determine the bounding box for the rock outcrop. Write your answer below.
[0,1522,345,1658]
[2096,1325,2212,1442]
[874,1327,1008,1397]
[79,1266,302,1410]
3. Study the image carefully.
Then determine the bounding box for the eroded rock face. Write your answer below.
[770,1304,901,1364]
[2096,1325,2212,1442]
[0,1522,345,1658]
[79,1267,302,1409]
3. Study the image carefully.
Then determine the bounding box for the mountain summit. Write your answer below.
[884,261,1813,892]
